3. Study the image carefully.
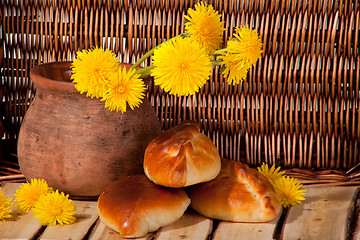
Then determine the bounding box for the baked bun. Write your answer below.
[143,121,221,188]
[97,175,190,238]
[186,158,281,222]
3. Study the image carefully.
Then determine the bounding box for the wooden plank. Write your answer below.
[154,210,213,240]
[39,201,99,240]
[90,209,212,240]
[281,186,358,240]
[0,183,44,239]
[212,211,281,240]
[89,220,154,240]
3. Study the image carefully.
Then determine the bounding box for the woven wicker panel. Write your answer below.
[1,0,359,170]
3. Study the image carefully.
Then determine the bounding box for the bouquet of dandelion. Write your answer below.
[70,1,262,113]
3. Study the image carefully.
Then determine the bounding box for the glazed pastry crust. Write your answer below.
[97,175,190,238]
[144,121,221,188]
[187,158,282,222]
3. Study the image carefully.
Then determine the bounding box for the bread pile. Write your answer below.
[97,121,281,238]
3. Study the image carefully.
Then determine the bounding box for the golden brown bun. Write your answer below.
[186,158,281,222]
[97,175,190,238]
[143,121,221,188]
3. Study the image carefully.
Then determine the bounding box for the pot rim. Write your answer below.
[30,61,77,92]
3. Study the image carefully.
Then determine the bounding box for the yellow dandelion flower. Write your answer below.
[273,176,306,208]
[219,54,249,85]
[230,26,263,66]
[101,67,146,113]
[217,26,262,85]
[185,1,224,53]
[33,190,76,226]
[151,37,212,96]
[14,179,53,211]
[0,188,13,222]
[71,46,119,98]
[257,163,286,184]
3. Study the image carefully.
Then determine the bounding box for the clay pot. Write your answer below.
[17,61,162,198]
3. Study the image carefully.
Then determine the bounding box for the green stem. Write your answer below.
[212,48,228,55]
[129,32,189,71]
[212,60,222,66]
[129,49,155,70]
[134,65,154,78]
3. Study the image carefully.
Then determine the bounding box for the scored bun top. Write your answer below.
[186,158,282,222]
[97,175,190,238]
[143,121,221,188]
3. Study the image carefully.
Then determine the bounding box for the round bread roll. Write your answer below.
[186,158,281,222]
[143,121,221,188]
[97,175,190,238]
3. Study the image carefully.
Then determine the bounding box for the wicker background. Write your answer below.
[1,0,360,174]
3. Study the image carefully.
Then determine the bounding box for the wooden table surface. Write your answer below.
[0,183,359,240]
